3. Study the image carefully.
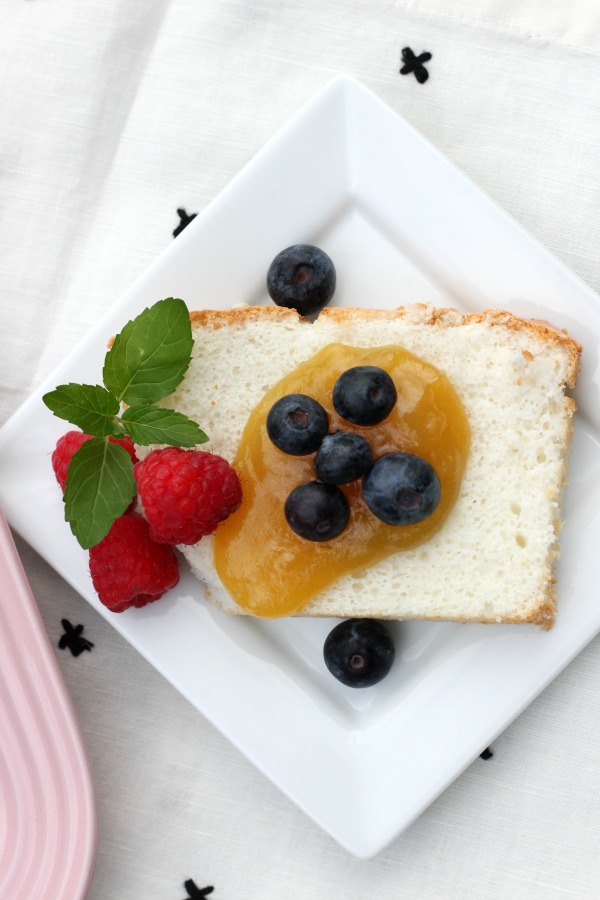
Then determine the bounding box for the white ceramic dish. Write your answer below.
[0,75,599,859]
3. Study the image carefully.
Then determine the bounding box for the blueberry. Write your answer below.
[362,452,441,525]
[332,366,397,426]
[323,619,395,688]
[284,481,349,542]
[314,431,373,485]
[266,244,336,316]
[266,394,329,456]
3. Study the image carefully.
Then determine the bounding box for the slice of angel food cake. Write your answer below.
[145,302,581,630]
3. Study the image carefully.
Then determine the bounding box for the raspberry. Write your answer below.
[134,447,243,545]
[89,514,179,612]
[52,430,139,492]
[52,431,92,490]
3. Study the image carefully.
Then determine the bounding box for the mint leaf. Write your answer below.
[103,298,193,405]
[121,405,208,446]
[64,437,136,548]
[43,383,123,437]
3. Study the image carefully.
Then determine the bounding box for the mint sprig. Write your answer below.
[121,405,208,446]
[43,298,207,549]
[43,383,124,437]
[64,438,137,549]
[103,297,194,404]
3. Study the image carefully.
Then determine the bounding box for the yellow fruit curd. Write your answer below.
[213,343,470,617]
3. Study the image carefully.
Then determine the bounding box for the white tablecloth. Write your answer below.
[2,1,600,897]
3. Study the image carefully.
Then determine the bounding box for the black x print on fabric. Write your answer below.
[173,207,198,237]
[58,619,94,656]
[183,880,214,899]
[400,46,432,84]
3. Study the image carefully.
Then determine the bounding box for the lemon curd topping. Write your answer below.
[213,343,470,617]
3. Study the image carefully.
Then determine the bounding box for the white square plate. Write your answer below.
[1,76,600,859]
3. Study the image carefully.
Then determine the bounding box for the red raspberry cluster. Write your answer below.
[52,431,242,613]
